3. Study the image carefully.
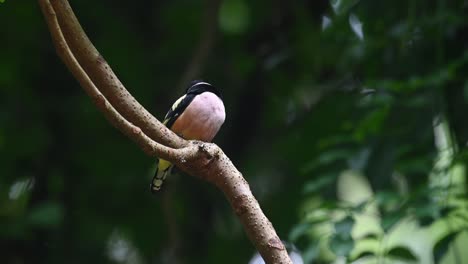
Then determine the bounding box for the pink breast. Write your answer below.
[171,92,225,142]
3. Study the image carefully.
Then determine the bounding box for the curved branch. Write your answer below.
[38,0,188,163]
[38,1,292,263]
[164,1,222,257]
[48,0,186,148]
[175,143,291,264]
[176,0,222,92]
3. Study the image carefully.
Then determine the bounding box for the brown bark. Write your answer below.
[38,1,292,263]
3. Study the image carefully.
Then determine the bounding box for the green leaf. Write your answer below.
[302,240,321,263]
[303,173,337,194]
[386,246,418,261]
[414,203,439,218]
[361,233,379,240]
[381,211,404,232]
[412,203,439,227]
[440,205,457,217]
[330,234,354,257]
[353,107,389,141]
[328,216,356,257]
[334,216,355,237]
[301,149,353,173]
[351,251,374,261]
[352,200,369,213]
[433,232,458,263]
[375,191,401,209]
[289,222,311,242]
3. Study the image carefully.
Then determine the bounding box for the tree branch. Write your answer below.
[163,0,223,259]
[38,0,292,263]
[48,0,186,148]
[38,0,188,164]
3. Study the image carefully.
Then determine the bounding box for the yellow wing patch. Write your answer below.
[158,159,172,172]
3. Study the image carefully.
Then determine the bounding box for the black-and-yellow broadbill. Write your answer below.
[151,81,225,192]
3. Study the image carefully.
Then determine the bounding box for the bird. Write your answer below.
[150,80,226,192]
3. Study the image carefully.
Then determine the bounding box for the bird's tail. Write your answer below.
[150,159,173,192]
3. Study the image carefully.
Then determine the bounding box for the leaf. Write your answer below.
[453,210,468,222]
[328,216,356,257]
[351,250,374,261]
[337,170,373,206]
[334,216,355,237]
[440,205,457,217]
[375,191,401,208]
[303,173,337,194]
[330,234,354,257]
[361,233,379,240]
[381,211,404,232]
[386,246,418,261]
[353,107,389,141]
[414,203,439,218]
[352,200,368,213]
[433,232,458,263]
[319,200,343,210]
[304,212,331,225]
[302,240,321,264]
[412,203,439,227]
[289,222,311,242]
[301,149,353,173]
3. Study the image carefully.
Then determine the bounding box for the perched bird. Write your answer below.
[151,80,226,192]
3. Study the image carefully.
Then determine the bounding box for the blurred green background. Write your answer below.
[1,0,468,263]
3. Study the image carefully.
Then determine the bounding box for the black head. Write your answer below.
[186,80,222,99]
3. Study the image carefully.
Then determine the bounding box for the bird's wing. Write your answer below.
[163,93,196,129]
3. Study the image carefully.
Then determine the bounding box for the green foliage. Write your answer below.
[387,246,419,262]
[433,232,459,263]
[330,216,355,257]
[1,0,468,263]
